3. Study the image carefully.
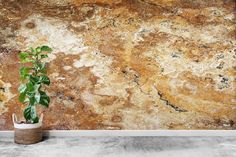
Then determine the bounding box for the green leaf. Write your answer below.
[18,84,27,93]
[36,47,41,53]
[24,58,34,63]
[40,75,50,85]
[19,92,26,103]
[20,67,31,80]
[39,91,50,107]
[26,82,34,92]
[27,92,35,97]
[35,92,41,103]
[19,52,29,61]
[41,45,52,52]
[19,52,34,63]
[23,105,39,123]
[23,105,32,121]
[31,109,39,124]
[30,106,37,118]
[38,63,46,71]
[29,75,40,84]
[41,54,48,59]
[37,62,46,73]
[32,116,39,123]
[29,95,37,106]
[26,81,41,93]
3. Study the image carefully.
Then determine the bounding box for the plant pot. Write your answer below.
[12,114,43,145]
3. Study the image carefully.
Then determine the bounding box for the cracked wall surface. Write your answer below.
[0,0,235,130]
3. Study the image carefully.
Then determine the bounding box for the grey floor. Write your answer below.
[1,137,236,157]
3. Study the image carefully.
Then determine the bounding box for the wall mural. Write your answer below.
[0,0,235,130]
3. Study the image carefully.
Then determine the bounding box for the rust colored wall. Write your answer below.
[0,0,235,130]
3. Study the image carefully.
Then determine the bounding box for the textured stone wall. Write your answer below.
[0,0,235,130]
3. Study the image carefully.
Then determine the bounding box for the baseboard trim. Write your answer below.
[0,130,236,138]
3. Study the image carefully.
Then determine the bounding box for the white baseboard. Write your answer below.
[0,130,236,138]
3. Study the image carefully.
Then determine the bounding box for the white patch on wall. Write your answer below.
[73,51,113,78]
[15,14,88,60]
[49,72,66,81]
[63,66,72,71]
[0,80,15,115]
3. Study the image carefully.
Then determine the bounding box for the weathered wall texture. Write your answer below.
[0,0,235,130]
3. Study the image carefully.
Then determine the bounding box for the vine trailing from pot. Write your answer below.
[18,45,52,124]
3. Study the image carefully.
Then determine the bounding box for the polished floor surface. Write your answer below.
[1,137,236,157]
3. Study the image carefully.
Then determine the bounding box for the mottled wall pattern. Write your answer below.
[0,0,235,130]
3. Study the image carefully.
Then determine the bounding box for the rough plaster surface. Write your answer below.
[0,0,235,130]
[1,137,236,157]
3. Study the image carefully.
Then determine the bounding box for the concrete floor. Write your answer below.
[1,137,236,157]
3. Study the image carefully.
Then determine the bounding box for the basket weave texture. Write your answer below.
[14,127,42,144]
[12,113,43,145]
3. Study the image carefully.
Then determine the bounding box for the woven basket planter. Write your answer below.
[12,114,43,145]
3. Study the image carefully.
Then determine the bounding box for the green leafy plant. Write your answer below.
[18,46,52,123]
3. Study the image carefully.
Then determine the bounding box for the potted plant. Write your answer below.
[12,45,52,144]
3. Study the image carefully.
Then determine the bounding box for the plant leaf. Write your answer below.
[18,84,27,93]
[19,52,29,61]
[35,92,41,103]
[19,67,31,80]
[26,82,34,92]
[39,91,50,107]
[37,62,46,74]
[40,75,50,85]
[41,45,52,52]
[29,95,37,106]
[23,105,32,121]
[23,105,39,123]
[30,105,37,119]
[36,47,41,53]
[19,52,34,63]
[32,116,39,123]
[19,92,26,103]
[41,54,48,59]
[29,75,40,84]
[26,81,40,93]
